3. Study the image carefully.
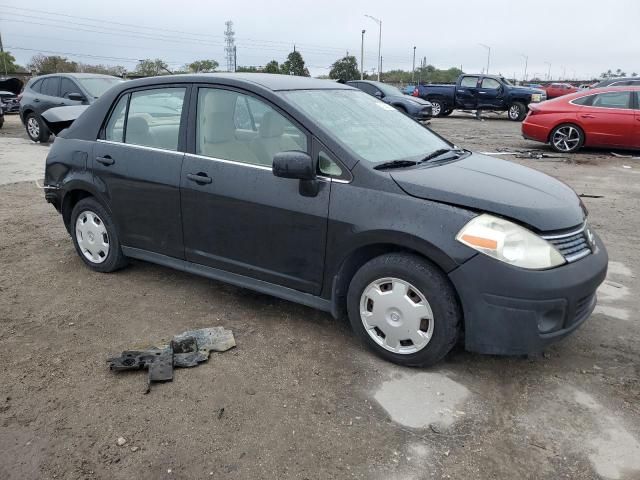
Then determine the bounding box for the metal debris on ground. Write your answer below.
[611,152,640,159]
[479,149,567,160]
[579,193,604,199]
[107,327,236,392]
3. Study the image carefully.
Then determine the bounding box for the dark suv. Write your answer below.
[43,74,607,367]
[19,73,123,142]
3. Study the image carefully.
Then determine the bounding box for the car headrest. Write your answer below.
[204,112,235,143]
[259,111,286,138]
[127,115,150,135]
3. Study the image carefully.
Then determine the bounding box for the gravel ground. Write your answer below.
[0,113,639,480]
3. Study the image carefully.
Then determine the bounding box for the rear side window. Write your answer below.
[30,79,43,93]
[636,92,640,109]
[460,76,479,88]
[592,91,631,109]
[481,78,500,89]
[105,94,128,142]
[41,77,60,97]
[125,88,186,151]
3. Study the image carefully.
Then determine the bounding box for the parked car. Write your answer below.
[347,80,433,121]
[0,104,3,129]
[19,73,123,142]
[522,86,640,153]
[0,77,24,122]
[0,91,20,113]
[525,83,544,90]
[412,74,546,120]
[543,83,579,99]
[592,77,640,88]
[43,74,607,367]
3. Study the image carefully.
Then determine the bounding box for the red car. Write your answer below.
[543,83,579,99]
[522,86,640,153]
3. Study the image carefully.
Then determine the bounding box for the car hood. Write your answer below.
[396,95,431,106]
[390,153,585,232]
[511,86,545,96]
[41,105,89,135]
[0,77,24,95]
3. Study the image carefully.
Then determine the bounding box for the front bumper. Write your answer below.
[411,106,433,120]
[449,233,608,355]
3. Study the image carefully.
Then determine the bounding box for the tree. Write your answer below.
[27,54,78,74]
[78,63,126,76]
[185,59,219,73]
[235,65,260,73]
[601,68,628,79]
[280,50,309,77]
[0,51,22,74]
[329,55,360,81]
[135,58,170,76]
[263,60,280,74]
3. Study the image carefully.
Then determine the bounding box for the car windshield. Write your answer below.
[282,89,449,164]
[76,77,123,98]
[500,77,513,86]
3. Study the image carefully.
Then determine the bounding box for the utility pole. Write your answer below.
[479,43,491,74]
[0,31,7,76]
[412,46,416,83]
[544,61,551,80]
[360,29,365,80]
[233,46,237,73]
[520,54,528,82]
[365,15,382,81]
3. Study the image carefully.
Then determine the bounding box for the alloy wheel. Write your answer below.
[27,117,40,139]
[508,104,521,120]
[75,210,110,264]
[552,126,581,152]
[359,277,434,355]
[431,102,442,116]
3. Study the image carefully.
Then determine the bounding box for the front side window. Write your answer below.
[125,88,186,151]
[460,76,479,88]
[481,78,500,89]
[60,78,81,99]
[283,89,450,164]
[197,88,307,166]
[592,91,631,109]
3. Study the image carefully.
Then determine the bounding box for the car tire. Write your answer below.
[70,197,128,273]
[549,123,584,153]
[429,99,447,117]
[25,112,50,143]
[440,109,453,116]
[0,115,4,129]
[347,253,461,367]
[507,102,527,121]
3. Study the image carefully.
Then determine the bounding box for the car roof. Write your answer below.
[542,85,640,104]
[122,73,354,92]
[31,73,120,79]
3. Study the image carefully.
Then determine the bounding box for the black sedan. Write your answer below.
[347,80,433,120]
[42,74,606,366]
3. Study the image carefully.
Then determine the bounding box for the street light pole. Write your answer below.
[520,54,528,82]
[365,14,382,81]
[412,46,416,83]
[479,43,491,74]
[360,29,365,80]
[545,61,552,80]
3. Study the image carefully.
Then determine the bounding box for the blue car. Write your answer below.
[347,80,433,120]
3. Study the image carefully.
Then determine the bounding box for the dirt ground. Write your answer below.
[1,113,639,480]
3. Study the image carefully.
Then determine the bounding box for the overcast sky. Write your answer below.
[2,0,639,81]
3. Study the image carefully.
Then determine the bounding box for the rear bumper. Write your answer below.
[521,118,550,143]
[449,233,608,355]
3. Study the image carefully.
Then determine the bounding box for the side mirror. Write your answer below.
[68,92,85,101]
[272,151,319,197]
[374,91,383,99]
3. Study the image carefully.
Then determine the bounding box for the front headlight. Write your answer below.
[456,214,565,270]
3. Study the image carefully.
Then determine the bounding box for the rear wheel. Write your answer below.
[429,99,447,117]
[70,198,127,272]
[550,124,584,153]
[347,253,461,367]
[25,113,50,143]
[507,102,527,121]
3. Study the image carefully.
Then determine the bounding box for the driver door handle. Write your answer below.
[581,114,596,119]
[96,155,114,166]
[187,173,212,184]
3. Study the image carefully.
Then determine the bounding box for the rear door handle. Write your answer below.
[96,155,114,166]
[187,173,212,184]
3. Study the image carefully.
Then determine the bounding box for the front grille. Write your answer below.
[542,224,592,263]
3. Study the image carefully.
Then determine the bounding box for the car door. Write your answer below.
[476,77,504,109]
[59,78,86,107]
[455,76,479,109]
[93,85,188,259]
[180,86,330,294]
[579,90,635,148]
[36,76,62,114]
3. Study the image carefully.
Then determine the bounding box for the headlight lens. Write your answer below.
[456,214,565,270]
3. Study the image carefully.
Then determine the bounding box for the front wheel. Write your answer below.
[347,253,461,367]
[550,124,584,153]
[507,102,527,121]
[70,198,127,272]
[25,113,50,143]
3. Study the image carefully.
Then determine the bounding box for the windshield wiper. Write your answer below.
[374,159,418,170]
[418,148,465,163]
